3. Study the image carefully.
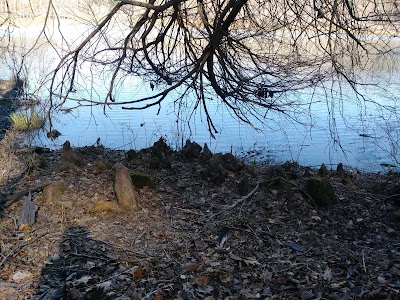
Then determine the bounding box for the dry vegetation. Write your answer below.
[0,137,399,299]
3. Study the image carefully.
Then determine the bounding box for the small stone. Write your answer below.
[11,270,33,283]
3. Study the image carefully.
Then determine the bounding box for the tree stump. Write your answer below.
[305,177,336,208]
[114,163,139,211]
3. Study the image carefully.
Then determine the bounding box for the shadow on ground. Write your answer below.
[36,225,134,300]
[0,77,23,139]
[0,77,26,218]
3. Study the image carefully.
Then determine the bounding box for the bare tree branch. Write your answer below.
[35,0,400,134]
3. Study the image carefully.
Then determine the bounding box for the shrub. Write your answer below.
[10,111,45,132]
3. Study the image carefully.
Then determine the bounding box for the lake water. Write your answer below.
[1,19,400,172]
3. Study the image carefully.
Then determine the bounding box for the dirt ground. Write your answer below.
[0,91,400,299]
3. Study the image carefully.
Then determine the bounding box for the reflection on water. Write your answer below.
[24,78,400,173]
[1,20,400,172]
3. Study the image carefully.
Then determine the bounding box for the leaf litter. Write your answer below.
[0,141,399,299]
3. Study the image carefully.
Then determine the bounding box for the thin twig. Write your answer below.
[5,261,42,270]
[0,231,50,268]
[260,176,299,187]
[142,283,174,300]
[2,181,51,208]
[207,183,259,218]
[362,249,367,273]
[173,207,205,216]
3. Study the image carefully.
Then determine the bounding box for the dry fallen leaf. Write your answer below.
[130,266,144,280]
[311,215,321,221]
[386,228,396,236]
[330,281,346,289]
[229,253,243,261]
[270,189,278,195]
[322,267,333,282]
[196,285,214,295]
[219,273,232,285]
[377,276,386,284]
[153,291,163,300]
[183,262,202,272]
[196,275,210,286]
[239,288,261,298]
[243,257,261,266]
[230,253,261,266]
[18,224,31,232]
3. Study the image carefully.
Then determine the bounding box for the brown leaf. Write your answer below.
[183,262,202,272]
[243,257,261,266]
[196,275,210,286]
[229,253,243,261]
[230,254,261,266]
[153,291,163,300]
[133,266,144,280]
[219,273,232,285]
[239,288,260,298]
[18,224,31,232]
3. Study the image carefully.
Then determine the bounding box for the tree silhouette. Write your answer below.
[34,0,400,134]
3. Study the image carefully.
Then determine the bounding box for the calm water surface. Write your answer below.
[2,21,400,172]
